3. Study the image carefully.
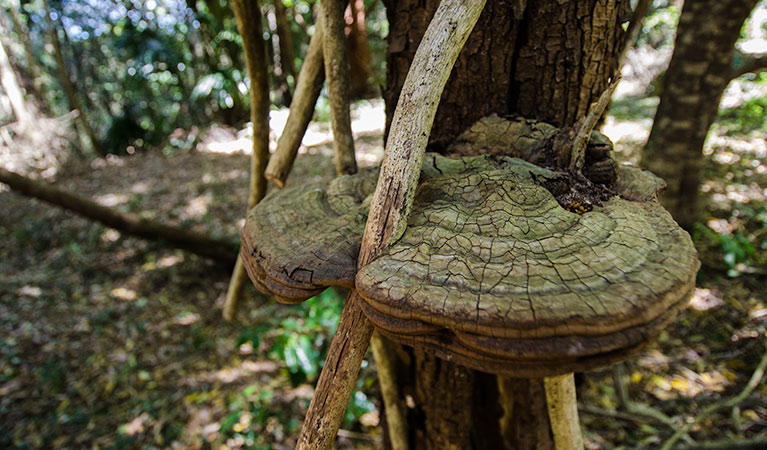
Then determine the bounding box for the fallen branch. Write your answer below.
[661,342,767,450]
[0,167,238,264]
[579,404,671,424]
[336,428,375,441]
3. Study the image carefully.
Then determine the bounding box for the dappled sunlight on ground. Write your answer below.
[2,88,766,448]
[195,126,251,155]
[182,193,212,221]
[94,192,130,207]
[198,99,386,171]
[0,124,383,446]
[690,288,725,311]
[181,360,280,386]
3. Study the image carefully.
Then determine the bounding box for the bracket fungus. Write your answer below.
[241,117,699,377]
[241,158,698,378]
[446,114,619,186]
[240,167,378,303]
[355,154,699,377]
[240,109,700,447]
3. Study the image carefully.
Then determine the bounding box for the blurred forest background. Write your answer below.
[0,0,766,448]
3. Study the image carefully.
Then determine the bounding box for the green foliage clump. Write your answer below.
[637,1,681,50]
[694,201,767,277]
[229,287,375,445]
[4,0,389,156]
[239,288,344,385]
[718,94,767,136]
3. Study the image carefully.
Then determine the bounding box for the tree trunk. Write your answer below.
[0,2,48,115]
[345,0,376,98]
[0,167,238,264]
[0,30,31,126]
[266,5,293,106]
[322,0,358,176]
[383,0,626,150]
[498,377,555,449]
[297,2,486,447]
[640,0,758,230]
[273,0,296,82]
[224,0,272,321]
[380,0,627,447]
[43,0,107,157]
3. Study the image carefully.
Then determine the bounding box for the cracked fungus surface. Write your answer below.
[240,152,699,376]
[356,155,699,376]
[240,167,378,303]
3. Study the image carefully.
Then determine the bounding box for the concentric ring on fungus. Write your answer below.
[355,154,699,377]
[240,167,379,304]
[240,149,698,377]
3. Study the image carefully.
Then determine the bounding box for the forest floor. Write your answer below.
[1,98,766,449]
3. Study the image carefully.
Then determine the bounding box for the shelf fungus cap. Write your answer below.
[446,114,619,185]
[240,168,378,303]
[356,154,699,377]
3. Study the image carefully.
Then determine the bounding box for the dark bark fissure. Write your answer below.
[383,0,521,149]
[384,0,623,151]
[378,0,627,448]
[499,377,555,449]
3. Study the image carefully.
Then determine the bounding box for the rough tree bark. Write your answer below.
[383,0,626,150]
[380,0,626,448]
[223,0,272,321]
[640,0,759,230]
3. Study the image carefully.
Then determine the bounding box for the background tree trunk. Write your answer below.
[0,31,32,126]
[44,0,107,157]
[345,0,376,98]
[266,5,293,105]
[274,0,296,83]
[223,0,272,321]
[380,1,627,447]
[640,0,759,230]
[0,2,48,114]
[322,0,357,176]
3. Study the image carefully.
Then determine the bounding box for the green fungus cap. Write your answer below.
[356,155,699,377]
